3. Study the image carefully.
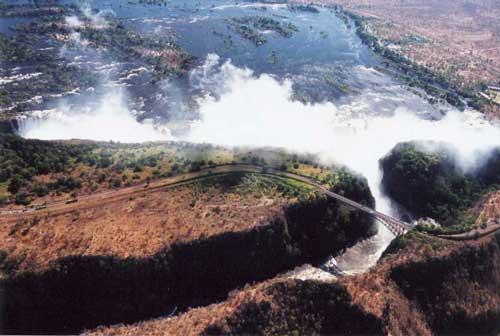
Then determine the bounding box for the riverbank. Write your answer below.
[294,0,500,119]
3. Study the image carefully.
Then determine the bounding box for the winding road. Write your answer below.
[0,164,412,236]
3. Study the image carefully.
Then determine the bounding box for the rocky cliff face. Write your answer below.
[212,229,500,335]
[1,191,375,334]
[203,279,383,335]
[87,208,500,335]
[389,233,500,334]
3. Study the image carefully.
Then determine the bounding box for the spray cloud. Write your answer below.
[20,53,500,213]
[184,55,500,213]
[19,88,172,143]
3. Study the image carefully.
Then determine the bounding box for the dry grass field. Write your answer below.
[0,172,316,274]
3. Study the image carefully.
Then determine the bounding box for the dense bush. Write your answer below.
[381,141,500,226]
[0,133,95,183]
[332,168,375,208]
[50,176,82,192]
[31,184,49,197]
[0,32,53,63]
[14,192,31,205]
[7,175,24,194]
[0,133,96,201]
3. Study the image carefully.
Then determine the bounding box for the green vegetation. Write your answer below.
[325,75,350,93]
[288,4,320,14]
[0,3,67,17]
[332,168,375,207]
[381,141,500,226]
[414,214,478,235]
[0,133,369,207]
[135,0,169,6]
[381,230,452,259]
[0,133,95,202]
[0,133,95,180]
[231,23,267,46]
[229,16,298,46]
[196,172,316,201]
[76,23,195,77]
[212,28,235,50]
[404,35,430,44]
[0,33,51,63]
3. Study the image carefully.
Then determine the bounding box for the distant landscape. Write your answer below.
[305,0,500,118]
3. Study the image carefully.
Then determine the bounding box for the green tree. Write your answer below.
[112,178,122,188]
[15,192,31,205]
[8,175,24,194]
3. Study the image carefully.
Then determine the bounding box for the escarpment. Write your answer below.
[0,172,375,334]
[388,232,500,334]
[87,219,500,335]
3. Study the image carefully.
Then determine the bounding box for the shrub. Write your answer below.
[0,133,95,181]
[112,178,122,188]
[188,161,203,172]
[99,154,113,168]
[144,156,158,167]
[15,192,31,205]
[31,184,49,197]
[8,175,24,194]
[98,173,107,183]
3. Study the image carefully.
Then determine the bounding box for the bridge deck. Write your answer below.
[266,167,412,236]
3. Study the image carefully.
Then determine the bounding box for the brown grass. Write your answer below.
[0,174,297,274]
[86,192,500,335]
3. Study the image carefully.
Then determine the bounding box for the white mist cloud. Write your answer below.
[19,89,172,143]
[81,3,115,29]
[65,15,84,28]
[184,55,500,214]
[65,3,115,30]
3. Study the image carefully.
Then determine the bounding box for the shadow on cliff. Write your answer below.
[1,196,374,334]
[390,232,500,334]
